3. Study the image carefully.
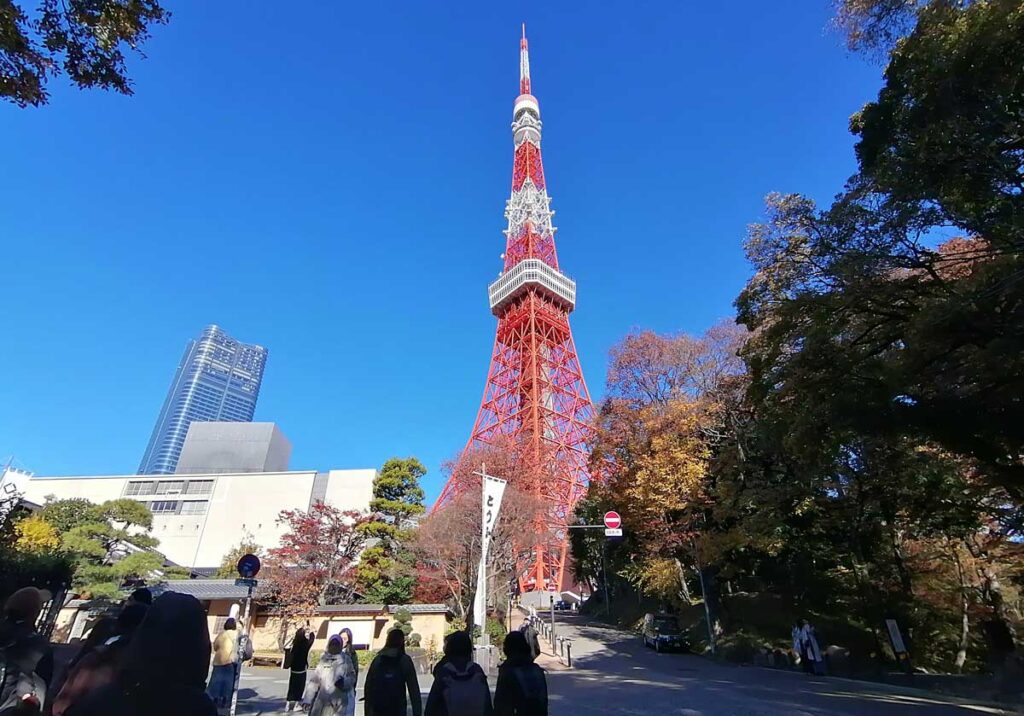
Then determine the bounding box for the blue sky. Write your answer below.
[0,2,881,501]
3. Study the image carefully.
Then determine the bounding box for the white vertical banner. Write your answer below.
[473,465,507,634]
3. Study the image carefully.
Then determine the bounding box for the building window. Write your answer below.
[125,481,156,496]
[155,481,184,495]
[150,500,179,514]
[184,480,213,495]
[180,501,208,515]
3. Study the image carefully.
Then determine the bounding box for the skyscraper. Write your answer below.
[138,325,268,475]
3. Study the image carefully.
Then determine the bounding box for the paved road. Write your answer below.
[235,616,1015,715]
[551,615,1014,716]
[236,665,433,715]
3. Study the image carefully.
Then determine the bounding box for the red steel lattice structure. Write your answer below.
[435,27,595,594]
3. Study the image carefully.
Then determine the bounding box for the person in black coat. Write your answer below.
[286,625,313,712]
[494,631,547,716]
[65,593,216,716]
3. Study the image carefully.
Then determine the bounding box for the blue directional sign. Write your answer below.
[236,553,261,579]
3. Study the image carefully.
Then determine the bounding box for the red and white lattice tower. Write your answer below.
[435,26,595,594]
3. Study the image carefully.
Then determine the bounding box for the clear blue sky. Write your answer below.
[0,2,881,501]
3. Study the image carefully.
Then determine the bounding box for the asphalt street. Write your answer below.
[234,615,1016,716]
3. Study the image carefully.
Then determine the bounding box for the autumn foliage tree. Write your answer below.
[415,439,546,625]
[259,502,369,636]
[581,322,746,626]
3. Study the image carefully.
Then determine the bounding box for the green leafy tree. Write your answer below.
[392,607,413,637]
[1,0,169,107]
[38,497,100,532]
[357,458,426,605]
[726,0,1024,667]
[39,497,164,599]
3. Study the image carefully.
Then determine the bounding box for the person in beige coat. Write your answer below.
[206,618,239,709]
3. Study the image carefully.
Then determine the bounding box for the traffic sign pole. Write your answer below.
[569,515,624,618]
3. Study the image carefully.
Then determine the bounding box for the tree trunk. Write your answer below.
[674,558,693,605]
[949,542,971,673]
[888,525,914,599]
[966,536,1020,653]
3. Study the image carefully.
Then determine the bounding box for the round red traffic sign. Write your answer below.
[603,511,621,529]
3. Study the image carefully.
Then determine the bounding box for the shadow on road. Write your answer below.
[544,616,1013,716]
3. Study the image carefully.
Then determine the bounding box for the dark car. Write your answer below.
[553,600,572,611]
[642,613,689,653]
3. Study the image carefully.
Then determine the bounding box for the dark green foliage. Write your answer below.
[0,546,74,604]
[358,458,426,605]
[38,496,164,599]
[1,0,169,107]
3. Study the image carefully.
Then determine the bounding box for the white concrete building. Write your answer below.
[0,467,375,570]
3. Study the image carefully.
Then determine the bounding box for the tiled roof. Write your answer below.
[317,604,449,615]
[152,581,451,615]
[154,579,253,601]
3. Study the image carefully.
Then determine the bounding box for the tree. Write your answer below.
[38,496,164,599]
[357,458,427,605]
[260,502,368,611]
[215,533,264,579]
[833,0,926,53]
[14,514,59,553]
[38,497,99,532]
[392,607,413,637]
[584,323,746,634]
[1,0,169,107]
[414,440,547,625]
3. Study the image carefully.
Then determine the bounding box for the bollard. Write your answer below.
[566,640,572,668]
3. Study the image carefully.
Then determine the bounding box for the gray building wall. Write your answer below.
[175,422,291,474]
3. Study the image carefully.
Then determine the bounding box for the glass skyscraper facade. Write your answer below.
[138,325,268,475]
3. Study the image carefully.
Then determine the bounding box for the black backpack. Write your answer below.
[368,654,406,715]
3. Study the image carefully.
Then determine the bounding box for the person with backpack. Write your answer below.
[493,632,547,716]
[207,618,239,709]
[365,629,421,716]
[424,631,492,716]
[0,587,53,715]
[305,635,356,716]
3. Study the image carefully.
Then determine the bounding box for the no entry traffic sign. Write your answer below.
[603,511,621,530]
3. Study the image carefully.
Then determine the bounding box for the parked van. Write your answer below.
[641,613,689,653]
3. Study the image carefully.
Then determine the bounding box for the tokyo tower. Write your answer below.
[436,27,595,594]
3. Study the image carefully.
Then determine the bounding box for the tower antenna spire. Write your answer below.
[519,23,531,95]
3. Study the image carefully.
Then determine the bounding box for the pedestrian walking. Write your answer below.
[63,592,216,716]
[338,629,358,716]
[207,617,239,709]
[51,603,148,716]
[0,587,53,714]
[424,631,492,716]
[797,619,825,676]
[494,632,547,716]
[285,625,313,712]
[305,635,357,716]
[519,619,541,661]
[365,629,422,716]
